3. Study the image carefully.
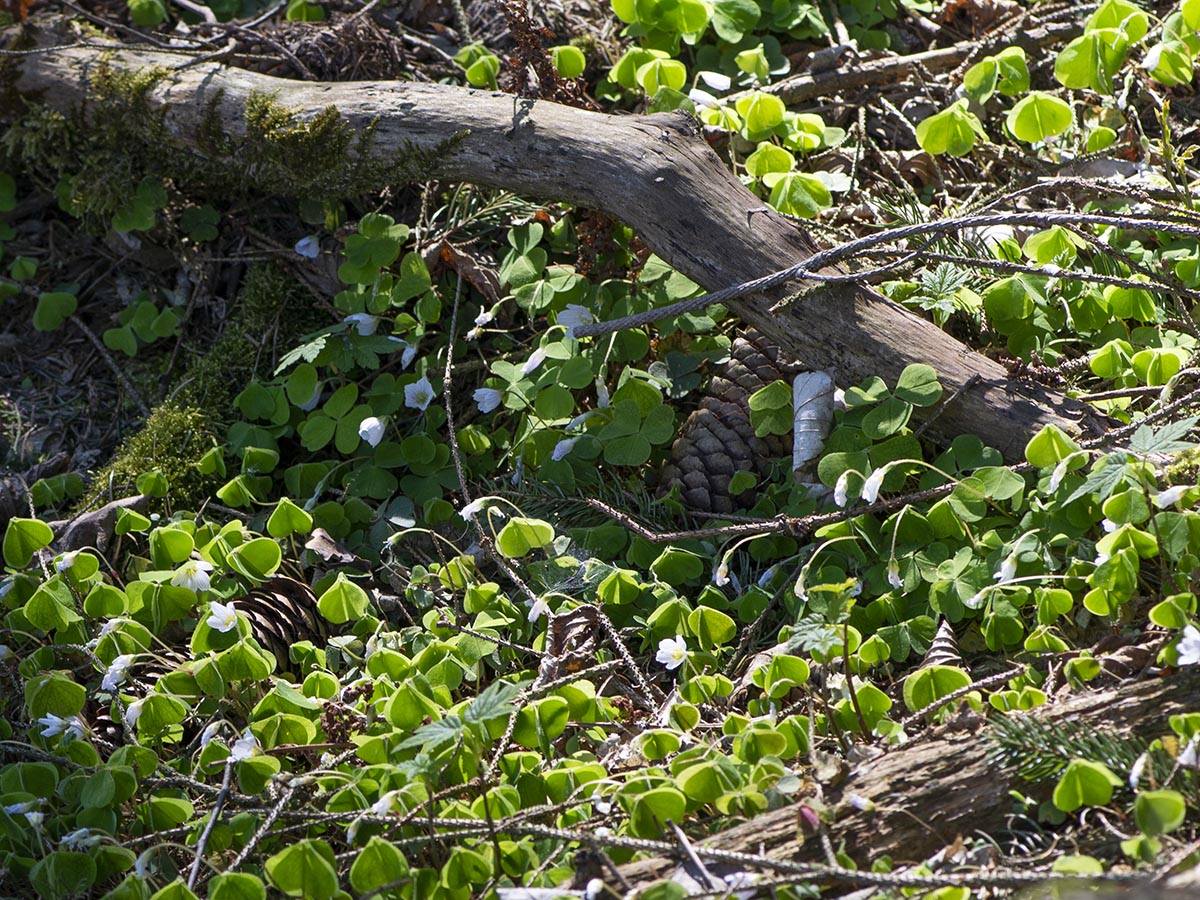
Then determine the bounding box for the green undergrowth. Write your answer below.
[5,0,1200,896]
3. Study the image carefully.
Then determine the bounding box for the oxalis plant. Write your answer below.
[7,1,1200,898]
[5,194,1200,897]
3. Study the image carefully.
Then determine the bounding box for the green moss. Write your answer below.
[80,402,216,511]
[180,264,323,412]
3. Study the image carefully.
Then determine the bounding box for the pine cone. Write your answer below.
[661,330,798,513]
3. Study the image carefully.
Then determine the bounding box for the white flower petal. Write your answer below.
[655,636,688,671]
[550,437,577,462]
[294,236,320,258]
[404,376,435,411]
[206,601,239,634]
[358,416,386,447]
[344,313,377,336]
[473,387,502,414]
[861,468,886,504]
[521,347,547,376]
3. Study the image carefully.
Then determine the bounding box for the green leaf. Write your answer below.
[1129,416,1199,455]
[4,516,53,567]
[1134,790,1186,836]
[265,839,339,899]
[894,364,942,406]
[735,92,786,140]
[496,517,556,557]
[862,396,913,440]
[902,664,971,712]
[915,99,985,156]
[688,606,737,649]
[350,837,408,894]
[1006,92,1073,142]
[1054,31,1128,94]
[1053,759,1121,812]
[317,573,370,624]
[267,498,314,538]
[550,45,586,79]
[1087,0,1148,41]
[208,872,267,900]
[712,0,760,41]
[226,537,282,581]
[636,58,687,95]
[1145,40,1195,86]
[30,852,97,898]
[748,381,794,437]
[745,143,795,178]
[33,292,78,332]
[1026,424,1082,468]
[763,171,832,218]
[650,548,705,585]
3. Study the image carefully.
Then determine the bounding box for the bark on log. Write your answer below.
[2,19,1107,461]
[617,668,1200,890]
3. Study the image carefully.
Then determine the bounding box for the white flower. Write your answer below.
[833,472,850,508]
[371,791,396,816]
[460,498,487,521]
[1154,485,1191,507]
[656,636,688,671]
[557,304,594,339]
[55,550,80,573]
[566,411,594,432]
[1177,624,1200,666]
[134,851,149,879]
[699,70,732,91]
[1048,457,1071,491]
[474,309,495,329]
[404,376,435,411]
[847,793,875,812]
[229,729,258,762]
[199,722,222,748]
[60,828,95,850]
[848,579,862,597]
[688,88,720,108]
[1094,552,1110,568]
[527,596,550,622]
[1102,518,1118,533]
[551,437,578,462]
[521,347,547,376]
[713,562,730,587]
[965,589,986,609]
[886,558,902,590]
[473,387,502,414]
[861,467,886,504]
[123,698,145,730]
[1143,44,1164,73]
[400,342,417,369]
[99,618,127,637]
[294,236,320,258]
[102,654,136,691]
[585,879,607,900]
[994,553,1018,584]
[4,801,34,815]
[465,327,483,341]
[0,645,10,662]
[171,559,213,593]
[25,811,43,828]
[1129,752,1148,789]
[0,579,10,600]
[344,313,377,336]
[38,713,71,738]
[596,380,610,408]
[757,565,778,588]
[358,416,386,447]
[1179,735,1200,769]
[206,601,239,634]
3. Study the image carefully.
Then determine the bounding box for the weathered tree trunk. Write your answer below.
[2,19,1106,460]
[617,668,1198,890]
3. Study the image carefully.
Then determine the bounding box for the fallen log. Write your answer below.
[616,667,1200,890]
[1,17,1106,461]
